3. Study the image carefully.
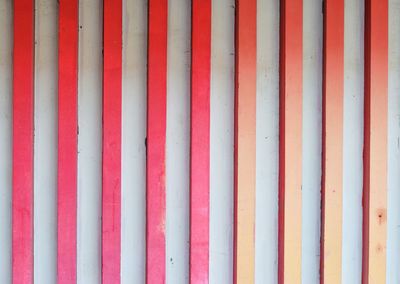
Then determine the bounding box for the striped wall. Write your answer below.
[0,0,400,283]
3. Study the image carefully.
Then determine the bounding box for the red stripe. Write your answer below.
[146,0,167,283]
[234,0,257,282]
[362,0,388,283]
[320,0,344,282]
[278,0,303,283]
[57,0,78,283]
[102,0,122,282]
[190,0,211,282]
[12,0,34,283]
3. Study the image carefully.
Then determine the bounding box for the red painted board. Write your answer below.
[57,0,78,283]
[12,1,34,283]
[278,0,302,283]
[320,0,344,283]
[146,0,168,283]
[190,0,211,283]
[233,0,257,283]
[102,0,122,282]
[362,0,388,283]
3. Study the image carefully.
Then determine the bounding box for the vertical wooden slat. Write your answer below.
[321,0,344,283]
[12,0,34,283]
[190,0,211,283]
[362,0,388,283]
[102,0,122,282]
[234,0,257,283]
[57,0,78,283]
[147,0,167,282]
[278,0,302,283]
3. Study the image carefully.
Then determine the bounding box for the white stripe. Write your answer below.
[255,0,280,283]
[77,0,103,282]
[166,0,191,282]
[121,0,147,282]
[34,0,58,283]
[342,0,364,282]
[302,0,323,283]
[210,0,235,283]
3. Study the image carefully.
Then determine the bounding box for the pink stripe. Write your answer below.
[57,0,78,283]
[12,0,34,283]
[190,0,211,283]
[146,0,168,283]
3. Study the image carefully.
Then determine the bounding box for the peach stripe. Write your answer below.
[321,0,344,283]
[234,0,257,283]
[278,0,302,283]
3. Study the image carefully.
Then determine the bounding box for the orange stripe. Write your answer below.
[233,0,257,282]
[362,0,388,283]
[278,0,302,283]
[321,0,344,283]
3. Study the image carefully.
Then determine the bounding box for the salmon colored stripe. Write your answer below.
[278,0,302,283]
[102,0,122,282]
[12,0,34,283]
[362,0,388,283]
[190,0,211,283]
[57,0,78,283]
[233,0,257,283]
[320,0,344,283]
[147,0,167,282]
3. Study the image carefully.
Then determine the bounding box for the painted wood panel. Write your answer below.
[234,0,257,283]
[12,1,34,283]
[321,0,344,283]
[363,0,388,283]
[147,0,168,282]
[278,0,303,283]
[190,0,211,283]
[102,0,122,282]
[57,1,78,282]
